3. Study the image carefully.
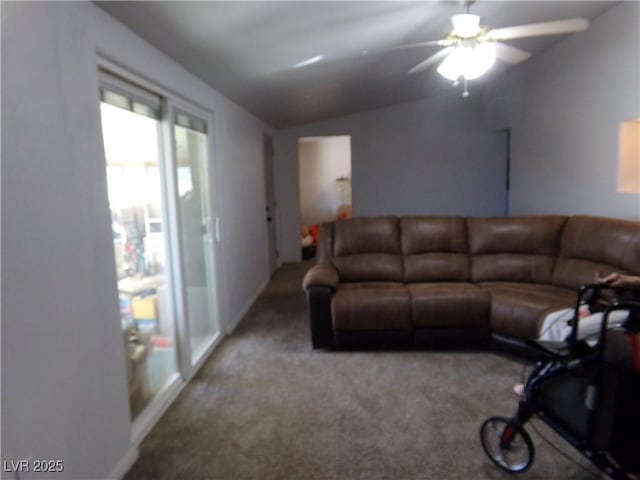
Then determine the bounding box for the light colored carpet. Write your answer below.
[124,262,600,480]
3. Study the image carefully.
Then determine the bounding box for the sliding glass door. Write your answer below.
[100,83,179,419]
[173,111,220,365]
[99,72,221,423]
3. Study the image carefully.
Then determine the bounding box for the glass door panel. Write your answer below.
[100,93,179,420]
[174,113,219,364]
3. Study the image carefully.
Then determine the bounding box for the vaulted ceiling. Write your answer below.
[97,1,615,128]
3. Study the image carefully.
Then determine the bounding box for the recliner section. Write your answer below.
[303,215,640,350]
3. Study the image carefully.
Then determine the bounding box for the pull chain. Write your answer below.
[462,78,469,97]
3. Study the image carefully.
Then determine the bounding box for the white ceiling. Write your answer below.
[97,1,615,128]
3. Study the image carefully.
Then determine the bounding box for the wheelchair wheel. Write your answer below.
[480,416,534,473]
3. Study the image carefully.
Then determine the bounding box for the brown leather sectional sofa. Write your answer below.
[302,215,640,353]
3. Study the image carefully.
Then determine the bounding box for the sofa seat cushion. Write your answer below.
[408,283,490,328]
[480,282,575,339]
[479,281,575,297]
[332,282,411,330]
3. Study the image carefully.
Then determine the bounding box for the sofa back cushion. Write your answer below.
[468,216,568,283]
[553,215,640,289]
[400,216,470,282]
[333,216,403,282]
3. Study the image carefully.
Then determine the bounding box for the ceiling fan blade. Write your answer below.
[362,39,449,56]
[493,42,531,64]
[488,18,589,41]
[408,47,454,75]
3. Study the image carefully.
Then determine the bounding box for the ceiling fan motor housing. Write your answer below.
[451,14,482,38]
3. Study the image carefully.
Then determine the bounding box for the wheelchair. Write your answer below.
[480,284,640,479]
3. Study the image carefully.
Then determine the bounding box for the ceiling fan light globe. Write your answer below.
[452,14,481,38]
[463,43,496,79]
[437,48,465,81]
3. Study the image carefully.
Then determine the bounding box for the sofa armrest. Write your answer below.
[306,286,335,349]
[303,264,339,291]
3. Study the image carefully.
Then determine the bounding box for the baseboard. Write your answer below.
[189,332,224,377]
[106,445,138,480]
[131,375,183,444]
[225,278,269,334]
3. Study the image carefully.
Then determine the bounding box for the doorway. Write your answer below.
[298,136,352,260]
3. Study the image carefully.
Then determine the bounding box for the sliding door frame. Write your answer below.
[97,56,224,443]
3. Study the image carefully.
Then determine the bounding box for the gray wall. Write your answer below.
[1,3,132,479]
[1,2,271,479]
[485,1,640,219]
[275,94,508,262]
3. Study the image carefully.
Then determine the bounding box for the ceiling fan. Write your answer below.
[368,3,589,96]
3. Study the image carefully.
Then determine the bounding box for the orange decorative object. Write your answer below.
[337,204,352,220]
[309,224,320,244]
